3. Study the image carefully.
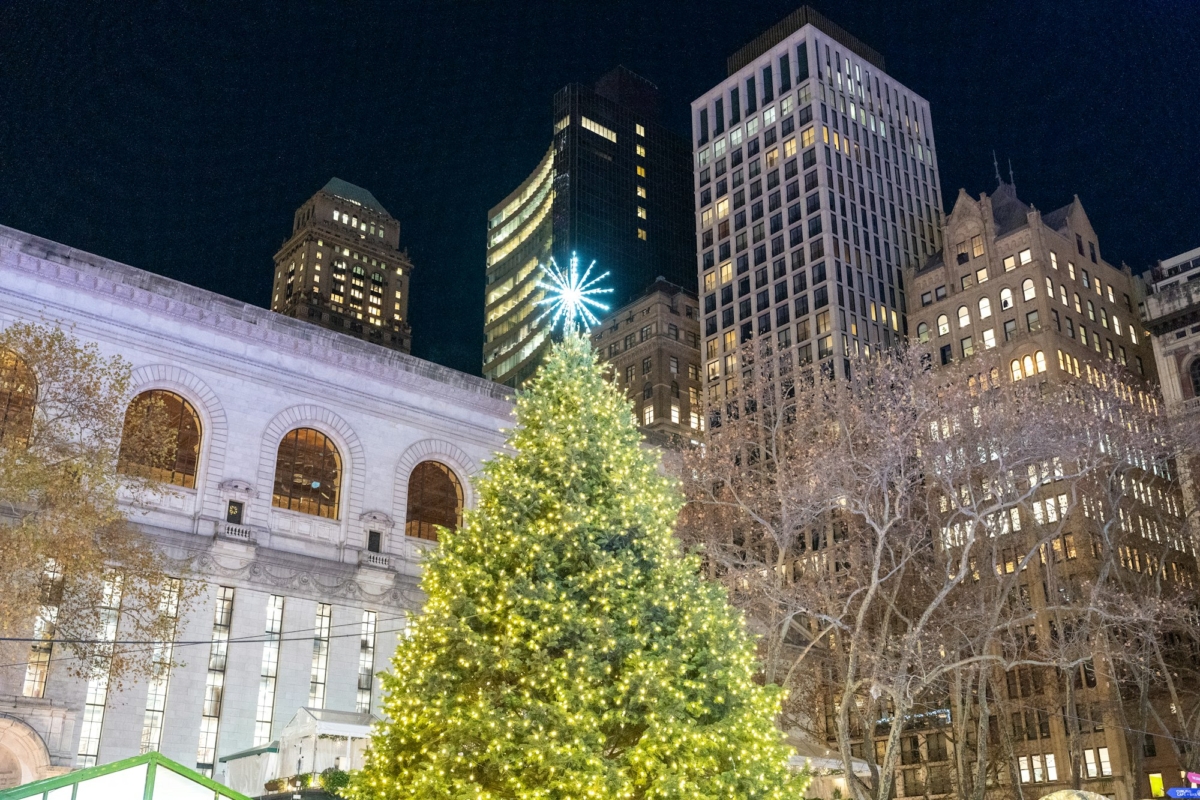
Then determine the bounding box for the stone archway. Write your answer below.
[0,715,55,788]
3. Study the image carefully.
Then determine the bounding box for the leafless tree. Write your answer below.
[680,342,1198,800]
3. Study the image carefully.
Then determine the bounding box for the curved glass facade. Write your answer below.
[483,146,555,386]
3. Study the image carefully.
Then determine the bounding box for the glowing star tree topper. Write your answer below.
[533,252,613,334]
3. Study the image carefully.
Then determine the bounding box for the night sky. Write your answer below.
[2,1,1197,377]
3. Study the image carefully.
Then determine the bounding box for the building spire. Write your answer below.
[1008,159,1015,191]
[992,151,1002,186]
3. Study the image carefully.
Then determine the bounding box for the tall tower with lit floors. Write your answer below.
[273,178,414,353]
[484,67,696,388]
[691,7,943,412]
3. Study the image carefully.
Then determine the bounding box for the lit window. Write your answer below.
[1003,256,1016,272]
[670,403,680,424]
[719,262,732,283]
[636,144,646,157]
[272,428,341,519]
[643,405,654,425]
[636,165,646,177]
[405,461,463,541]
[1050,251,1058,269]
[704,272,716,292]
[637,186,647,198]
[982,329,996,349]
[784,138,796,158]
[971,235,984,257]
[118,390,202,488]
[1022,278,1036,301]
[716,198,730,218]
[580,116,617,142]
[0,349,37,448]
[1000,288,1014,309]
[637,229,647,240]
[917,322,929,343]
[979,297,992,319]
[957,306,970,328]
[637,207,647,219]
[1011,360,1024,381]
[765,148,779,168]
[635,123,645,136]
[937,314,950,336]
[801,127,815,148]
[1019,248,1032,265]
[1035,351,1047,373]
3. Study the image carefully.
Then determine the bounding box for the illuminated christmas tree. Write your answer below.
[348,329,803,799]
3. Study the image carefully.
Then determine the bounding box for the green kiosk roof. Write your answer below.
[0,751,251,800]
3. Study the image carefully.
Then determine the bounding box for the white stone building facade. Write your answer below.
[0,225,514,789]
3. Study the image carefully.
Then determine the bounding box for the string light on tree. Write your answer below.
[533,252,613,334]
[346,331,804,799]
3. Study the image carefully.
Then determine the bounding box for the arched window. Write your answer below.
[272,428,341,519]
[1060,285,1068,306]
[405,461,463,541]
[1035,351,1048,373]
[643,382,653,400]
[1074,293,1082,313]
[1045,277,1053,298]
[1190,358,1200,397]
[1000,288,1014,310]
[0,350,36,449]
[937,314,950,336]
[670,381,680,398]
[1021,278,1036,301]
[1087,300,1096,321]
[978,297,992,319]
[1010,360,1023,382]
[917,322,930,343]
[1023,355,1036,378]
[957,306,970,328]
[118,390,202,488]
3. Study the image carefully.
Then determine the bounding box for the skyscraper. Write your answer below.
[484,67,695,387]
[272,178,413,353]
[691,6,942,408]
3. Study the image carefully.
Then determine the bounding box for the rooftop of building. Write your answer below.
[727,5,885,75]
[1148,244,1200,288]
[611,277,699,311]
[916,181,1076,276]
[321,177,389,215]
[0,225,513,405]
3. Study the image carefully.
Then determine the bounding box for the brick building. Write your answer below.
[591,279,702,444]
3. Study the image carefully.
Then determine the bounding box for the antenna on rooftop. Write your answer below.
[992,151,1002,186]
[1008,159,1015,191]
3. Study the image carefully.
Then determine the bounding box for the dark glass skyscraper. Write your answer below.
[484,67,695,387]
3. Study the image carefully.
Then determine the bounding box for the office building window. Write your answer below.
[139,579,182,754]
[253,595,285,746]
[309,603,332,708]
[77,575,124,768]
[196,586,234,776]
[357,611,378,713]
[22,561,64,699]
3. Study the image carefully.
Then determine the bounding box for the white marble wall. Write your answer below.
[0,226,513,782]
